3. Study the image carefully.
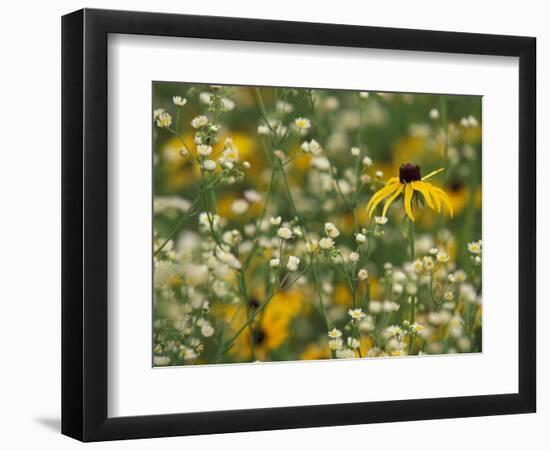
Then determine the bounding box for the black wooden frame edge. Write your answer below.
[61,8,536,442]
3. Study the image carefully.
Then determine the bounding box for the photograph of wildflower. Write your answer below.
[153,82,482,367]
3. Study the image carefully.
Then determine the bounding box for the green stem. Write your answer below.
[408,218,415,261]
[310,264,335,359]
[408,219,416,324]
[237,270,256,361]
[213,265,309,363]
[154,196,201,256]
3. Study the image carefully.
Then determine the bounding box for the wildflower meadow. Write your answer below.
[152,83,482,366]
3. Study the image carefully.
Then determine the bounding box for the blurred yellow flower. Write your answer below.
[229,289,305,361]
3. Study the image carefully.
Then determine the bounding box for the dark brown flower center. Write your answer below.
[248,297,261,309]
[252,328,266,345]
[399,163,421,183]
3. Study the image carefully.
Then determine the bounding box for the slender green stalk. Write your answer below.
[439,96,449,180]
[236,269,256,361]
[213,265,309,363]
[154,196,201,256]
[407,218,417,325]
[408,218,415,262]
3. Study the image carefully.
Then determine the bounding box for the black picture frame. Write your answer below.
[62,8,536,442]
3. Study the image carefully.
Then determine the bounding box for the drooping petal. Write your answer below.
[403,183,415,221]
[411,181,435,210]
[366,182,400,217]
[425,183,441,212]
[381,184,404,218]
[421,167,445,181]
[431,186,454,217]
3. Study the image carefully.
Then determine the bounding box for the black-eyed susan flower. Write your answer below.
[366,162,453,221]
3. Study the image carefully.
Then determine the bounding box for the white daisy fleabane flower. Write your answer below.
[429,108,440,120]
[349,252,360,263]
[350,147,360,157]
[437,252,449,263]
[409,323,425,334]
[369,301,382,314]
[156,112,172,128]
[273,150,286,161]
[392,284,403,295]
[200,323,214,337]
[347,337,360,349]
[277,227,293,240]
[454,270,466,283]
[244,190,262,203]
[467,240,482,254]
[359,92,369,99]
[270,216,282,226]
[382,300,400,313]
[294,117,311,130]
[276,100,294,114]
[301,139,322,155]
[422,256,435,271]
[230,199,249,215]
[444,291,454,301]
[348,308,366,320]
[336,349,356,359]
[203,160,216,171]
[191,115,209,129]
[374,216,388,225]
[375,170,383,178]
[173,96,187,106]
[216,249,242,270]
[154,355,171,366]
[319,237,334,250]
[287,255,300,271]
[406,283,417,295]
[324,222,340,238]
[328,338,343,351]
[153,108,165,120]
[270,258,280,268]
[429,247,439,255]
[355,233,367,244]
[327,328,342,339]
[358,269,368,280]
[362,156,373,167]
[181,347,197,360]
[197,144,213,156]
[306,240,318,254]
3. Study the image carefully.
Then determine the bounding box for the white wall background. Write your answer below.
[0,1,545,448]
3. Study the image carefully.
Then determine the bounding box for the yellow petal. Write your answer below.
[431,186,454,217]
[381,184,404,217]
[367,182,400,218]
[385,176,399,185]
[403,183,415,221]
[421,167,445,181]
[425,183,441,212]
[411,181,435,210]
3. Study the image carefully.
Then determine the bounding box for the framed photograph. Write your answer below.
[62,8,536,441]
